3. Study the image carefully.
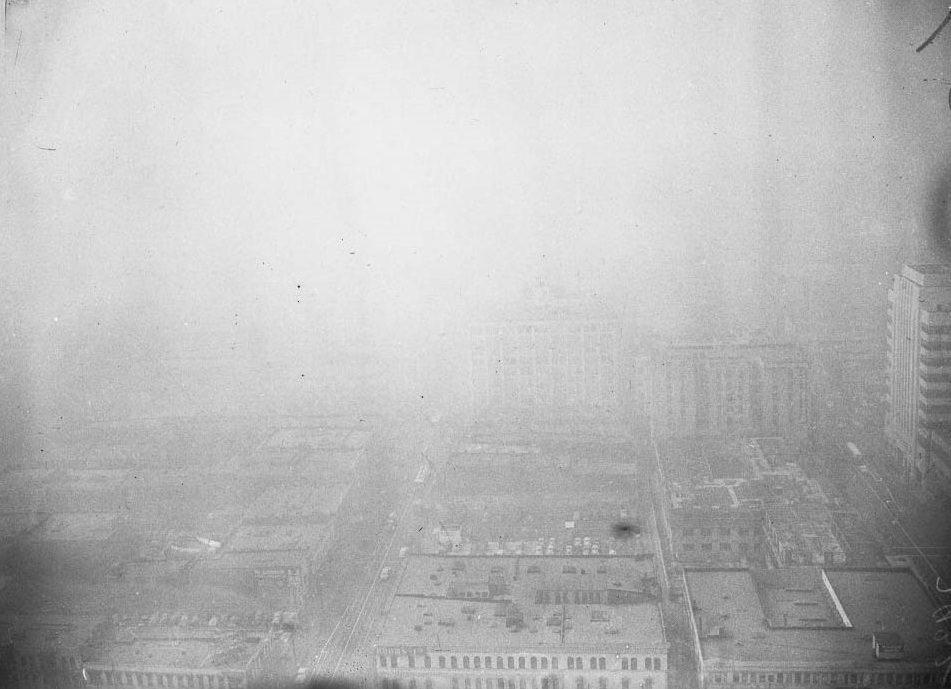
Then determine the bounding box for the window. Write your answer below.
[531,658,538,670]
[701,529,711,538]
[576,658,582,670]
[644,658,652,671]
[568,658,575,670]
[409,656,416,668]
[541,658,548,670]
[498,680,505,689]
[621,659,628,671]
[519,657,526,669]
[380,656,387,668]
[391,656,398,668]
[683,528,694,537]
[485,657,492,669]
[719,527,731,537]
[720,543,731,551]
[701,543,713,551]
[439,657,446,669]
[653,659,661,671]
[425,656,432,668]
[498,658,504,670]
[474,656,481,669]
[464,657,470,669]
[598,679,606,689]
[508,657,515,670]
[552,658,559,670]
[452,679,459,689]
[451,656,458,669]
[590,658,597,670]
[684,543,695,551]
[598,659,606,670]
[576,680,584,689]
[630,659,637,670]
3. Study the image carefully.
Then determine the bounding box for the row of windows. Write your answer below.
[682,542,760,552]
[82,669,238,688]
[683,527,753,538]
[712,670,938,686]
[380,656,662,673]
[383,675,657,689]
[535,590,605,604]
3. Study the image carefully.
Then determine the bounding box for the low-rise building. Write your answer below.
[374,555,668,689]
[683,567,942,687]
[0,614,110,689]
[662,439,844,568]
[81,624,292,689]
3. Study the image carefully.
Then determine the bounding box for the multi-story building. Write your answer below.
[683,567,942,688]
[0,614,111,689]
[374,555,668,689]
[81,623,292,689]
[468,298,621,418]
[662,439,845,568]
[644,343,809,439]
[886,263,951,486]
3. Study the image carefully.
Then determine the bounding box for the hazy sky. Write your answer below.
[3,0,951,423]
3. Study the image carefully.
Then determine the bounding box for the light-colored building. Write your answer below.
[469,299,621,418]
[644,343,809,439]
[683,567,942,688]
[886,264,951,486]
[81,625,291,689]
[375,555,668,689]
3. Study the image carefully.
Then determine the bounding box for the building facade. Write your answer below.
[644,343,809,439]
[886,264,951,486]
[683,567,943,688]
[375,556,668,689]
[469,300,621,418]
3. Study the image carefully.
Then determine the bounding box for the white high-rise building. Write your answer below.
[885,264,951,484]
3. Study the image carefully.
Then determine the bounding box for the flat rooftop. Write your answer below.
[226,523,326,553]
[244,482,350,522]
[377,555,665,652]
[86,627,267,671]
[685,568,941,667]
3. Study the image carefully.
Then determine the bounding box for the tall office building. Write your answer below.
[468,291,621,419]
[886,264,951,487]
[643,342,809,439]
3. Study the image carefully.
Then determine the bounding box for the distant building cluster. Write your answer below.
[466,294,812,443]
[0,415,373,689]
